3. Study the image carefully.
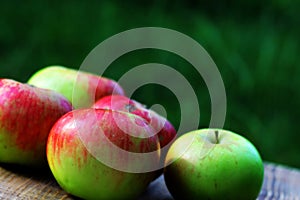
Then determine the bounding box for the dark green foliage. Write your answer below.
[0,1,299,167]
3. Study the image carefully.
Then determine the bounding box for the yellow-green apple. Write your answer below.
[0,79,72,166]
[27,65,125,108]
[164,129,264,200]
[47,108,161,200]
[92,95,177,148]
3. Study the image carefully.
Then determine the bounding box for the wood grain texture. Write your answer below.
[0,163,299,200]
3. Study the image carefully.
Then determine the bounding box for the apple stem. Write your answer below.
[215,130,219,144]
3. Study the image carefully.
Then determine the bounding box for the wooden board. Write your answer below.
[0,163,299,199]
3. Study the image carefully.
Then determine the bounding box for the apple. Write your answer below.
[27,65,125,108]
[164,129,264,200]
[0,79,73,166]
[92,95,177,148]
[47,108,161,199]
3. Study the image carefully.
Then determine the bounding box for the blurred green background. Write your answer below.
[0,1,299,168]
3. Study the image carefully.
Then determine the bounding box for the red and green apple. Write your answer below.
[0,79,72,166]
[92,95,177,148]
[47,108,161,199]
[27,66,125,108]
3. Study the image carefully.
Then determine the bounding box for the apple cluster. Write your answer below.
[0,65,264,200]
[0,66,176,199]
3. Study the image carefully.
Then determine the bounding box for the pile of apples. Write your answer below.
[0,66,264,200]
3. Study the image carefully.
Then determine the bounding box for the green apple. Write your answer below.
[27,65,125,108]
[164,129,264,200]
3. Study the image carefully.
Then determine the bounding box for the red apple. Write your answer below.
[0,79,73,166]
[92,95,177,148]
[47,108,160,199]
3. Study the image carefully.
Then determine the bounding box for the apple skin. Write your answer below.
[0,79,73,166]
[27,66,125,108]
[47,108,160,200]
[164,129,264,200]
[92,95,177,148]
